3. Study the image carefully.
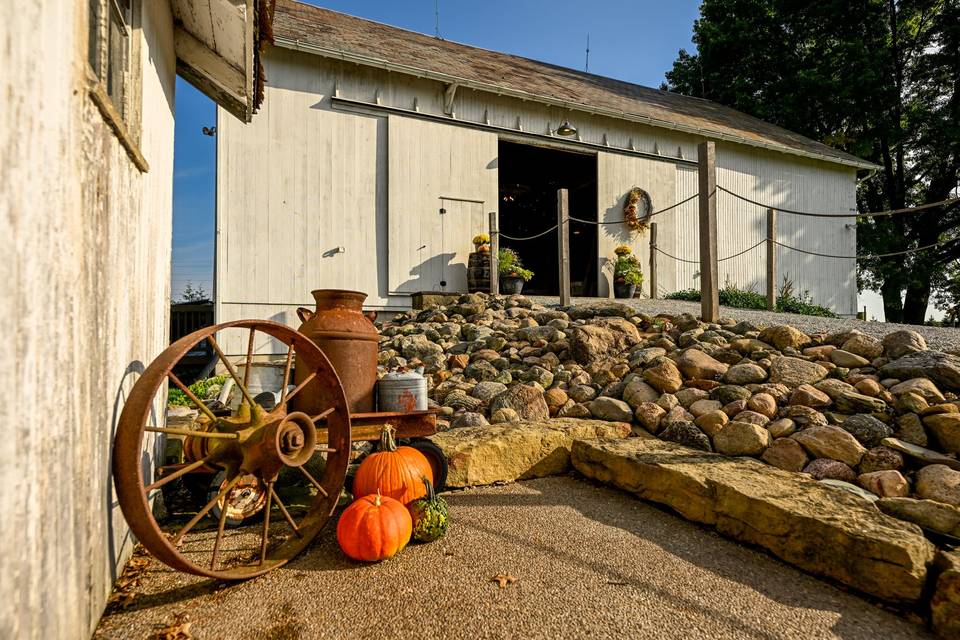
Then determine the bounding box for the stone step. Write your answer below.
[427,418,632,488]
[571,437,935,604]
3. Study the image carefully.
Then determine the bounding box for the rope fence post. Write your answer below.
[697,141,719,322]
[488,211,499,296]
[649,222,658,299]
[557,188,571,307]
[766,208,777,310]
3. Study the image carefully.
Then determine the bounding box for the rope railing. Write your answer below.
[567,192,699,226]
[498,225,559,241]
[654,239,768,264]
[717,185,960,219]
[773,237,960,260]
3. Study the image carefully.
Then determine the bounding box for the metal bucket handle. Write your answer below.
[296,307,314,324]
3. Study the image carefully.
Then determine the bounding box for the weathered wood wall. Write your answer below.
[217,46,858,341]
[0,2,176,638]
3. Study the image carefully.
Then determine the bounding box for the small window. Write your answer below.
[88,0,133,121]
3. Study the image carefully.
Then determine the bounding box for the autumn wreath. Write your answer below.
[623,187,652,232]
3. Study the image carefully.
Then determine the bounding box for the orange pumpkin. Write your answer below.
[337,492,412,562]
[353,425,433,505]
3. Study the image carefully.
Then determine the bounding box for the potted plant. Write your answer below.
[498,248,533,294]
[473,233,491,253]
[613,245,643,298]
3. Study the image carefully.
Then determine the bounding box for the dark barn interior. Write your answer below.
[497,140,598,296]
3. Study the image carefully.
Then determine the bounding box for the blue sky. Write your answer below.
[170,0,702,300]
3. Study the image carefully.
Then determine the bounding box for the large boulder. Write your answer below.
[676,349,728,380]
[761,438,809,472]
[643,359,683,394]
[877,497,960,536]
[880,351,960,391]
[923,413,960,454]
[882,330,927,360]
[768,357,828,387]
[840,333,883,360]
[571,438,935,603]
[489,385,550,421]
[916,464,960,507]
[723,363,768,385]
[397,334,444,359]
[567,301,635,320]
[713,421,772,456]
[568,317,641,365]
[791,425,867,467]
[840,414,894,448]
[622,378,659,409]
[659,421,712,452]
[932,549,960,639]
[758,325,811,351]
[428,419,631,487]
[588,397,634,422]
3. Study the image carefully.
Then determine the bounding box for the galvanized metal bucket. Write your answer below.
[378,370,428,412]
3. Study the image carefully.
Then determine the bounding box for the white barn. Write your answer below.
[217,0,875,336]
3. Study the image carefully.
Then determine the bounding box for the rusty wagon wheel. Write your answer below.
[113,320,351,579]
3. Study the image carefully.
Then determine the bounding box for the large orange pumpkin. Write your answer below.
[337,492,412,562]
[353,425,433,505]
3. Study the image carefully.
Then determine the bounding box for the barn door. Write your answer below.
[387,115,498,294]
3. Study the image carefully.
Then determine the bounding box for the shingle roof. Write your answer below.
[272,0,875,170]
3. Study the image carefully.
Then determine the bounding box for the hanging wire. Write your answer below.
[568,192,699,225]
[773,237,960,260]
[717,185,960,219]
[496,225,559,241]
[653,239,767,264]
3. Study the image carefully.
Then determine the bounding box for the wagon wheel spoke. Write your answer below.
[174,473,243,544]
[270,485,303,538]
[242,328,256,388]
[259,481,275,565]
[311,407,336,423]
[279,343,295,403]
[209,488,233,570]
[207,335,257,409]
[145,427,239,440]
[278,371,316,409]
[145,455,216,493]
[167,371,219,423]
[297,465,328,498]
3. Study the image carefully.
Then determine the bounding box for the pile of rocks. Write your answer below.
[378,292,960,539]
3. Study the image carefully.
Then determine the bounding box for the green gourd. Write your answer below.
[407,478,449,542]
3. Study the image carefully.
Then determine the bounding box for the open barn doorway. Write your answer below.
[497,140,598,296]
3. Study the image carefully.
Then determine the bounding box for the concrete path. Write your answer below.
[95,477,931,639]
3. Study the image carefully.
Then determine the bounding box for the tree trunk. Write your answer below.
[881,280,904,323]
[903,273,932,325]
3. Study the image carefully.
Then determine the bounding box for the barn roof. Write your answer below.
[272,0,875,170]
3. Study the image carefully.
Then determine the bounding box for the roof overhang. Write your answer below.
[274,35,879,172]
[173,0,275,122]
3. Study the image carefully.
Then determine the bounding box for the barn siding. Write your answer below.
[217,47,858,332]
[0,2,176,638]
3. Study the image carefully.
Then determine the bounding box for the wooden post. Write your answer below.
[649,222,658,299]
[557,188,571,307]
[766,208,777,310]
[697,141,719,322]
[489,211,499,296]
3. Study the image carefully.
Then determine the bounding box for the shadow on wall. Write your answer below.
[397,252,467,294]
[105,360,151,582]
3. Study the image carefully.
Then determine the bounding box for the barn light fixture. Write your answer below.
[556,121,577,137]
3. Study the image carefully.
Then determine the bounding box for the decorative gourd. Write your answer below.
[337,492,412,562]
[353,425,433,505]
[407,478,449,542]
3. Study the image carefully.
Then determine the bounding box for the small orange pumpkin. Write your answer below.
[337,492,412,561]
[353,425,433,505]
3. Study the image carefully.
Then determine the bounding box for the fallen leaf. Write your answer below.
[150,614,193,640]
[490,573,517,588]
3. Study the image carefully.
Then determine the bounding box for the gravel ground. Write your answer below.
[96,476,930,640]
[530,296,960,352]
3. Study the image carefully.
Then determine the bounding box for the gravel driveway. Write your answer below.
[531,296,960,352]
[95,477,930,639]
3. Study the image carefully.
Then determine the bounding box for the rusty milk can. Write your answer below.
[292,289,378,414]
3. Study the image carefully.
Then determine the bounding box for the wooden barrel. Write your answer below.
[467,251,490,292]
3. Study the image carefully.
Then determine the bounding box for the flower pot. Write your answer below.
[614,283,636,299]
[476,244,491,253]
[500,275,525,294]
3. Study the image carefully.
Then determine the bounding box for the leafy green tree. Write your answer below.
[180,282,209,303]
[664,0,959,324]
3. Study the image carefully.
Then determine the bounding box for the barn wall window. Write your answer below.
[87,0,148,171]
